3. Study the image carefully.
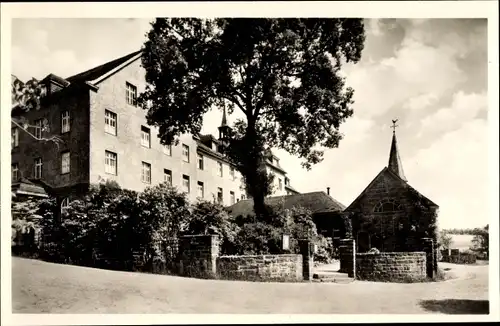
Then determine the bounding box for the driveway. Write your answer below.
[11,257,489,314]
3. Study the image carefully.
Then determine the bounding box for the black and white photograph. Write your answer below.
[1,1,498,324]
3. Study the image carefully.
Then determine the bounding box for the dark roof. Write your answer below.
[11,178,49,198]
[344,167,439,211]
[66,50,142,84]
[227,191,346,217]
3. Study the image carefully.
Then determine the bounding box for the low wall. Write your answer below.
[217,254,303,282]
[356,252,426,282]
[441,251,477,264]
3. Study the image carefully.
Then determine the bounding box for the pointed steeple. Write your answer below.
[218,102,230,141]
[388,119,407,182]
[221,104,228,127]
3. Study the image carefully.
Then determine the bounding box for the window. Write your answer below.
[182,175,190,193]
[278,178,283,191]
[141,162,151,183]
[197,181,204,198]
[230,191,235,205]
[163,144,172,156]
[141,126,151,148]
[34,119,43,139]
[105,110,117,135]
[126,82,137,106]
[373,199,404,213]
[198,154,204,170]
[230,166,235,180]
[12,127,19,148]
[217,162,223,177]
[61,151,70,174]
[164,169,172,186]
[217,187,223,204]
[105,151,117,175]
[241,194,246,200]
[182,144,190,162]
[34,158,43,179]
[61,111,70,133]
[61,197,70,214]
[12,163,19,181]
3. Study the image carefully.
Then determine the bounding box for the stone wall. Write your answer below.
[355,252,426,282]
[217,254,303,282]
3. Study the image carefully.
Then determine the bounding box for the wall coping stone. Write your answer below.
[356,252,425,256]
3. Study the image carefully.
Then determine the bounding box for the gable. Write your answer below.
[344,167,438,212]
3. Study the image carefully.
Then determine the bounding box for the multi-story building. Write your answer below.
[11,50,299,207]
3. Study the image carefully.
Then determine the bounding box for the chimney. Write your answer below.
[327,187,330,195]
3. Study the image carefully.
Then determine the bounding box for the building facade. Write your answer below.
[11,50,299,206]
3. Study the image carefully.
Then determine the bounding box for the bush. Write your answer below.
[229,205,319,256]
[37,182,192,272]
[185,200,240,254]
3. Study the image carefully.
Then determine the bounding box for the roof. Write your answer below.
[66,50,142,84]
[344,167,439,211]
[388,130,407,181]
[285,184,300,194]
[227,191,346,217]
[11,178,49,198]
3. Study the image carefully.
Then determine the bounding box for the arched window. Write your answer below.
[61,197,70,214]
[373,199,403,213]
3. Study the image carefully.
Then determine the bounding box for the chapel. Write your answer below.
[343,120,439,253]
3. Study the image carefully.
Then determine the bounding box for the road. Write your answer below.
[11,257,489,314]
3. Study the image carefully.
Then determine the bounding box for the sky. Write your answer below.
[11,18,489,229]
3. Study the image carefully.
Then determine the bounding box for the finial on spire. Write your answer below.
[388,119,407,182]
[391,119,399,133]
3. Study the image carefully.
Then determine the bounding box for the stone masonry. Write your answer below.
[355,252,426,281]
[217,254,303,282]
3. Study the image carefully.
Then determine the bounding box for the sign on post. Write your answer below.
[282,234,290,251]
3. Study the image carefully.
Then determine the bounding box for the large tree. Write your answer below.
[139,18,365,218]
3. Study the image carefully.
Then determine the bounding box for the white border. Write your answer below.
[1,1,499,324]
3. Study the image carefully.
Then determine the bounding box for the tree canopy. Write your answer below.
[139,18,366,218]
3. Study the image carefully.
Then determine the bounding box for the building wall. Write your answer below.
[11,86,91,190]
[88,59,245,206]
[266,165,288,196]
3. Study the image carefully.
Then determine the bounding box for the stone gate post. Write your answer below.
[421,237,435,279]
[299,239,314,281]
[179,234,219,278]
[339,238,356,278]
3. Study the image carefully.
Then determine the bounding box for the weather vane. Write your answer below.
[391,119,399,133]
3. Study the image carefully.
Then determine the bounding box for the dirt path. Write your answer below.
[11,258,489,314]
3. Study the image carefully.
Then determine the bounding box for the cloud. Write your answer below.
[403,93,439,111]
[406,119,488,229]
[11,18,152,81]
[418,91,487,137]
[343,19,488,120]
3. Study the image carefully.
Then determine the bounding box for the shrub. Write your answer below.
[314,235,333,264]
[186,200,240,255]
